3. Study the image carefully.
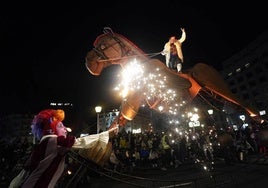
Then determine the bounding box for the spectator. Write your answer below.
[160,132,172,170]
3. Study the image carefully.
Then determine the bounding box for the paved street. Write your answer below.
[78,154,268,188]
[4,154,268,187]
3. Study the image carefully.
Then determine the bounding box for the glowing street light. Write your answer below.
[208,109,213,115]
[95,106,102,133]
[239,115,245,121]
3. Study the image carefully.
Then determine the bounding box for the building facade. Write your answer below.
[220,30,268,123]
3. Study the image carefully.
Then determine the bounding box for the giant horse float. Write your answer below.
[82,27,268,165]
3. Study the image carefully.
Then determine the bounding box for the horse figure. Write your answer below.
[85,27,262,126]
[82,27,268,165]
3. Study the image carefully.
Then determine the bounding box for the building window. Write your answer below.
[242,93,249,100]
[255,66,262,74]
[252,90,259,96]
[239,85,247,91]
[237,76,244,82]
[236,68,241,72]
[265,62,268,69]
[246,72,253,78]
[229,80,236,86]
[249,80,256,87]
[231,88,237,94]
[259,76,266,83]
[245,63,250,68]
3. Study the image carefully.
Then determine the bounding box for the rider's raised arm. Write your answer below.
[178,28,186,44]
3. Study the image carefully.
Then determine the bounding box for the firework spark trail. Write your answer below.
[114,59,186,114]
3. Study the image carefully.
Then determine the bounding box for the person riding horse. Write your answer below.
[162,28,186,72]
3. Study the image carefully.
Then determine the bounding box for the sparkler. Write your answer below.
[114,59,186,114]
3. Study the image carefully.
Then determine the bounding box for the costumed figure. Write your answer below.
[9,109,118,188]
[162,28,186,72]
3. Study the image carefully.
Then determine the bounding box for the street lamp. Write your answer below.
[95,106,102,133]
[208,109,213,115]
[239,115,245,122]
[207,109,217,128]
[239,114,248,129]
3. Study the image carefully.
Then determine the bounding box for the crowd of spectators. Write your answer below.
[1,123,267,186]
[105,124,266,172]
[0,136,33,186]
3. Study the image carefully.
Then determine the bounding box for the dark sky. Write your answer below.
[1,1,267,117]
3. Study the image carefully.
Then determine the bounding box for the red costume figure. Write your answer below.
[8,109,118,188]
[21,109,75,188]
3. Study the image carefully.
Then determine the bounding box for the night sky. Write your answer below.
[1,1,267,118]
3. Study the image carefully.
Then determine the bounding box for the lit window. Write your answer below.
[260,110,266,116]
[236,68,241,72]
[245,63,250,68]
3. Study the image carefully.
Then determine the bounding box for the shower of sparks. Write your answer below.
[114,59,186,114]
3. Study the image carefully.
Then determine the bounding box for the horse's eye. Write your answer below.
[100,44,106,50]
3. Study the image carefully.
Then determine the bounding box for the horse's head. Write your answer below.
[85,27,148,76]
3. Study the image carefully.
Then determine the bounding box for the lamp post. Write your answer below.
[239,114,248,129]
[208,109,213,115]
[95,106,102,133]
[239,115,245,122]
[207,109,215,128]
